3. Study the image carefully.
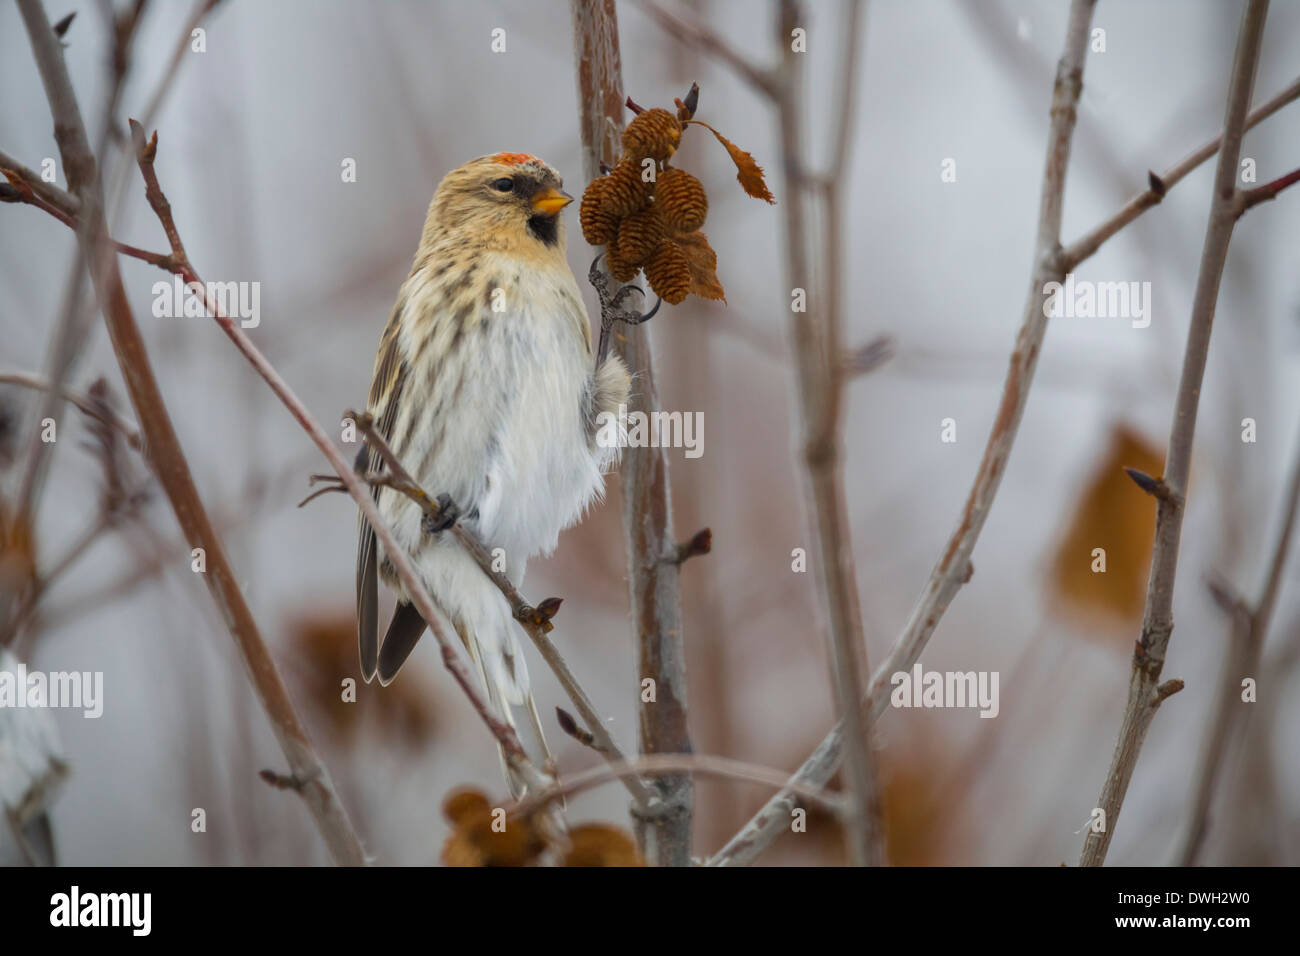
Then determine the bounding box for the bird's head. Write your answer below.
[422,153,574,256]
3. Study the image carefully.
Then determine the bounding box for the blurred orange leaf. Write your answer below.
[288,610,437,746]
[0,506,36,593]
[1050,424,1163,631]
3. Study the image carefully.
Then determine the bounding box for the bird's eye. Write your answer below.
[491,178,514,192]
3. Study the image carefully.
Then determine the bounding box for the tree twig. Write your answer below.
[511,752,846,821]
[1062,73,1300,268]
[14,0,369,865]
[0,174,173,266]
[31,455,313,640]
[1,377,150,650]
[0,150,79,216]
[1175,414,1300,864]
[1079,0,1272,868]
[1235,165,1300,216]
[772,0,883,867]
[708,0,1098,867]
[7,71,550,809]
[633,0,779,98]
[570,0,695,866]
[0,372,142,450]
[103,0,223,225]
[8,0,149,549]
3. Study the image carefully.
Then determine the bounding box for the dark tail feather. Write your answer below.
[377,601,427,685]
[357,527,379,683]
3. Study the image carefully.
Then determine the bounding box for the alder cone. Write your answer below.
[562,824,645,866]
[617,203,667,265]
[656,167,708,232]
[645,239,690,304]
[604,161,652,218]
[439,788,544,867]
[621,107,681,163]
[441,817,544,867]
[606,236,641,283]
[579,179,619,245]
[443,789,491,825]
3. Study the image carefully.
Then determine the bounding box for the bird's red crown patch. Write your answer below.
[490,152,540,167]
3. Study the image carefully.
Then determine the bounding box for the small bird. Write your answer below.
[356,154,629,795]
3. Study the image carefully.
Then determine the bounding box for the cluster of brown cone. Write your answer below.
[579,85,774,306]
[580,108,709,304]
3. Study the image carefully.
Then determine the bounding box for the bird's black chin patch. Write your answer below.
[528,213,560,246]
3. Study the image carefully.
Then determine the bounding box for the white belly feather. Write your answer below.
[372,254,609,700]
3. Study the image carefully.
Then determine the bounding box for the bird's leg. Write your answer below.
[588,254,664,369]
[420,492,462,536]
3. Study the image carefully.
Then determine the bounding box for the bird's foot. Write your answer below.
[588,254,663,367]
[421,493,462,536]
[588,254,661,326]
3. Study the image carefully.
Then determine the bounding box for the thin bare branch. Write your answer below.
[1079,0,1272,868]
[1236,165,1300,216]
[633,0,779,97]
[0,174,174,265]
[7,96,546,811]
[512,753,846,821]
[15,0,368,865]
[0,149,79,216]
[0,372,142,450]
[1062,73,1300,268]
[1176,409,1300,864]
[774,0,883,867]
[33,456,314,638]
[570,0,695,866]
[710,0,1098,867]
[8,0,149,543]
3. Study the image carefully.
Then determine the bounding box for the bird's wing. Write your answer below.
[356,301,407,683]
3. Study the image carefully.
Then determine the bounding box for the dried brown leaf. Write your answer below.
[671,231,726,303]
[688,120,776,204]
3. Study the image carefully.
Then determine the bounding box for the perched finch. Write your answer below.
[356,153,629,795]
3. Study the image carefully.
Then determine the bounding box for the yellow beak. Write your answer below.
[531,187,574,216]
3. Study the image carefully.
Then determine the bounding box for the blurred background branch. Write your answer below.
[14,0,366,865]
[1177,407,1300,864]
[711,0,1099,866]
[772,0,884,866]
[1080,0,1273,867]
